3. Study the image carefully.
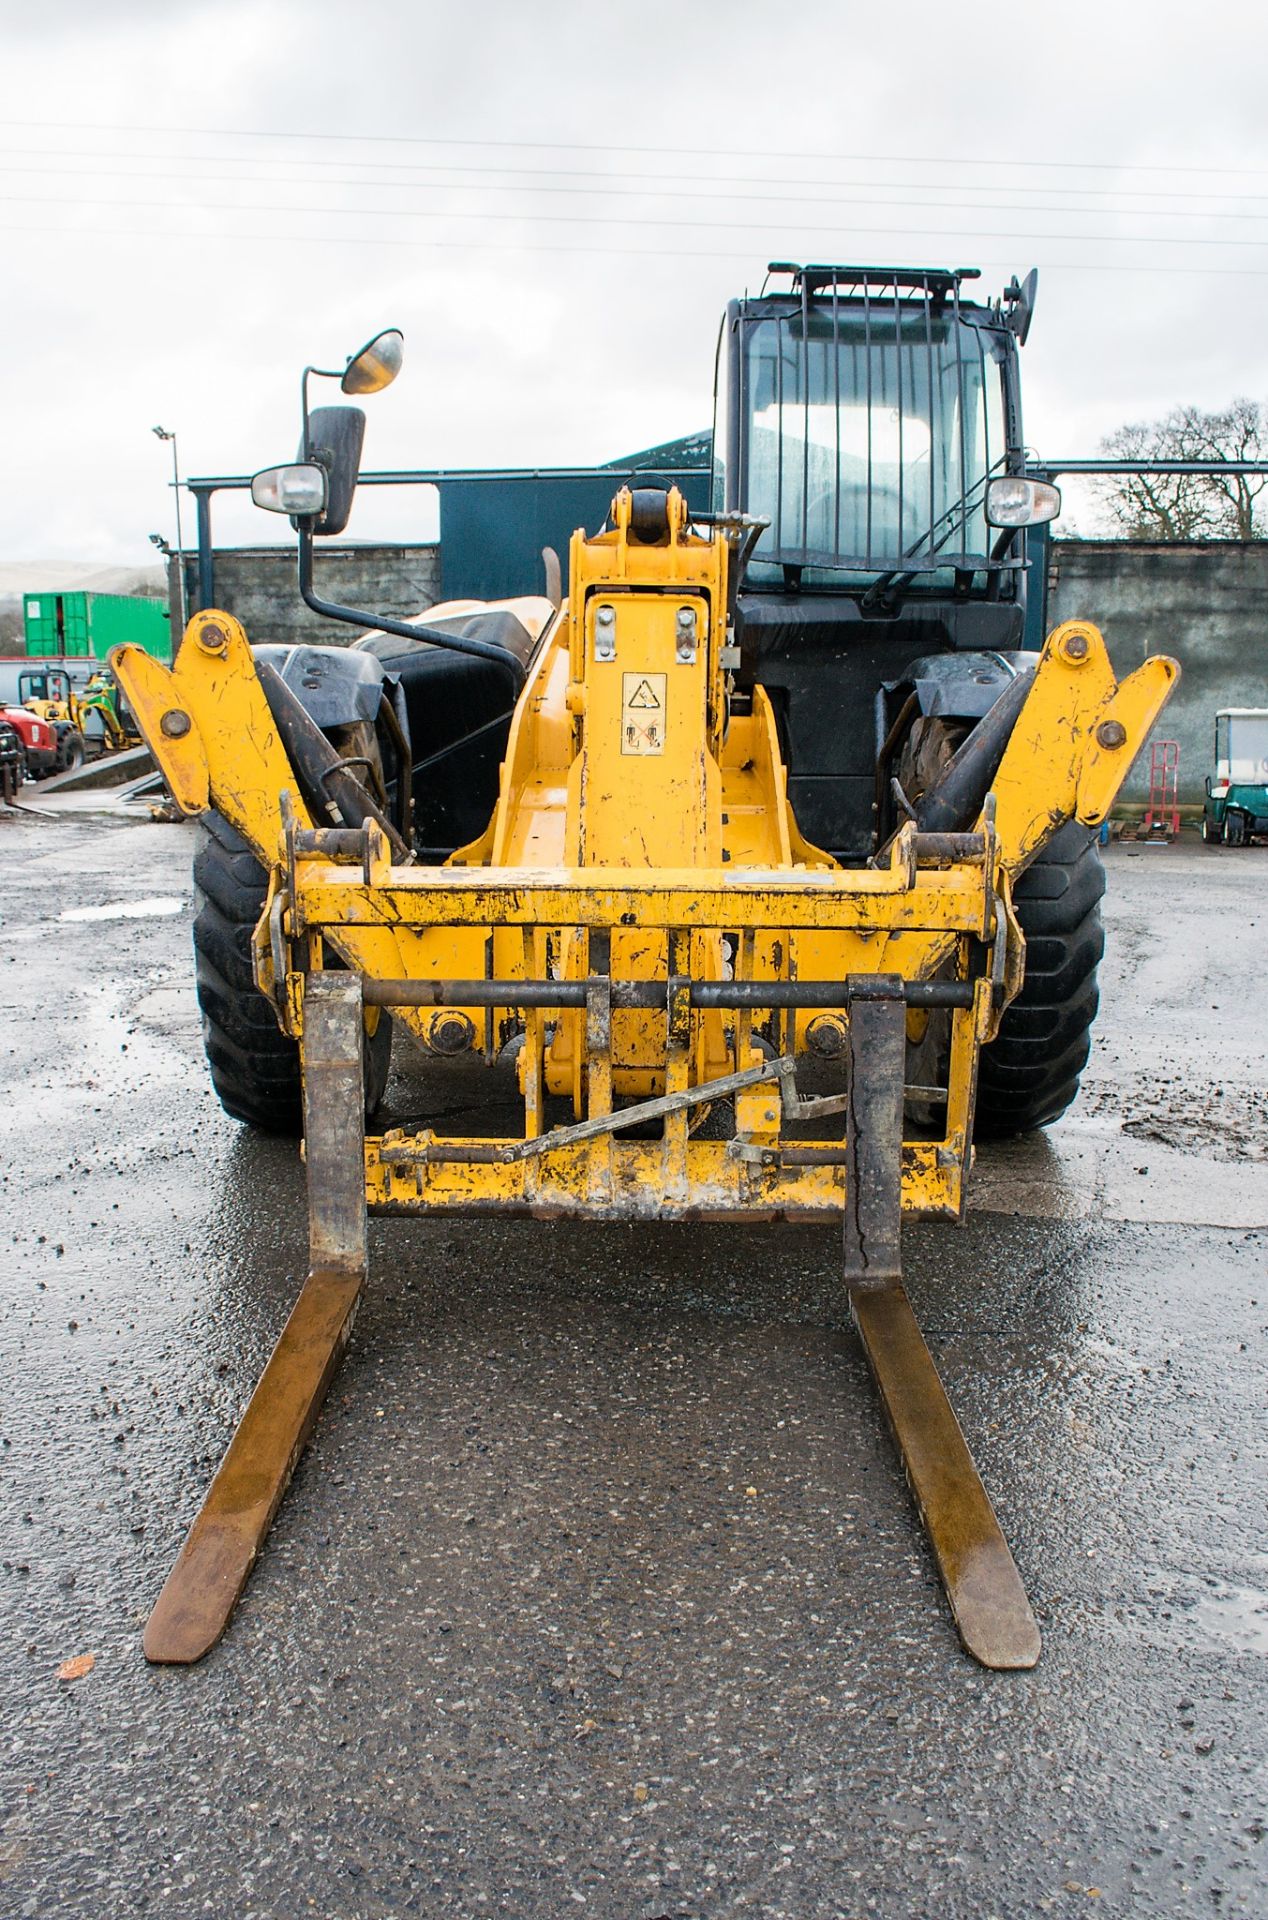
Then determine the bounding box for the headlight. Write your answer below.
[985,477,1062,527]
[250,463,328,516]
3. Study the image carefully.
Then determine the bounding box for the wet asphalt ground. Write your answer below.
[0,800,1264,1919]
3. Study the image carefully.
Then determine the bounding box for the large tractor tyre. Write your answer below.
[973,820,1107,1139]
[894,717,1106,1140]
[192,810,392,1134]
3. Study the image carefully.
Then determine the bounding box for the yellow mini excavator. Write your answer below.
[113,269,1177,1671]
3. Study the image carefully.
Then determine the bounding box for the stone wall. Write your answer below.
[1047,540,1268,804]
[177,544,441,651]
[178,536,1267,806]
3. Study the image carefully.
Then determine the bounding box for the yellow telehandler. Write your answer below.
[113,269,1177,1672]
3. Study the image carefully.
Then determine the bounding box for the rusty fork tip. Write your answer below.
[958,1616,1042,1672]
[141,1636,211,1667]
[142,1537,245,1663]
[142,1611,224,1666]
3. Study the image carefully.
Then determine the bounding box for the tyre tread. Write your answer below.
[191,813,391,1133]
[975,823,1106,1140]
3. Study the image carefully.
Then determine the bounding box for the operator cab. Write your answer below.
[1213,708,1268,785]
[713,263,1056,860]
[18,668,71,707]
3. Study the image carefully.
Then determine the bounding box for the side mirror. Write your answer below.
[341,328,403,395]
[303,405,366,536]
[251,463,328,516]
[1006,267,1039,347]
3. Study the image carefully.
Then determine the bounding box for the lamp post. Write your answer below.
[152,426,187,634]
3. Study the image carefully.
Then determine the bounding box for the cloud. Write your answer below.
[0,0,1265,565]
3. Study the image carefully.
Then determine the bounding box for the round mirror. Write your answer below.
[341,328,404,395]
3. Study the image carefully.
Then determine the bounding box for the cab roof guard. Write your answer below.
[756,263,1035,335]
[761,261,983,301]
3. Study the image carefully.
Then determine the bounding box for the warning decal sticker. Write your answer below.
[621,672,666,755]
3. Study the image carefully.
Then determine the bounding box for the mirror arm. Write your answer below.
[295,524,526,694]
[302,358,362,447]
[299,365,328,458]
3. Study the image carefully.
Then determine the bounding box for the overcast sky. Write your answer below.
[1,0,1266,573]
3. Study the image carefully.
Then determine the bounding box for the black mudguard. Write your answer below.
[252,643,386,729]
[900,649,1036,721]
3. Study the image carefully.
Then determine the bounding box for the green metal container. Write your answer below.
[22,591,170,665]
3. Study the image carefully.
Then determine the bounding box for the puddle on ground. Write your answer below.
[1146,1569,1268,1656]
[129,984,199,1032]
[1082,1078,1268,1165]
[972,1110,1268,1228]
[1191,1581,1268,1657]
[58,895,188,924]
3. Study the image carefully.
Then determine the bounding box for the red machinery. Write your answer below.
[0,703,58,779]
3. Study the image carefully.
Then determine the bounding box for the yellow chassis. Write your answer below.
[294,844,1001,1224]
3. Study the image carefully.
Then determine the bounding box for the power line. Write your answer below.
[3,117,1268,182]
[3,158,1267,225]
[3,142,1268,211]
[4,189,1266,249]
[3,218,1267,276]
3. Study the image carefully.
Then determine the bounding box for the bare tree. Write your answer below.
[1098,400,1267,539]
[1175,398,1268,538]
